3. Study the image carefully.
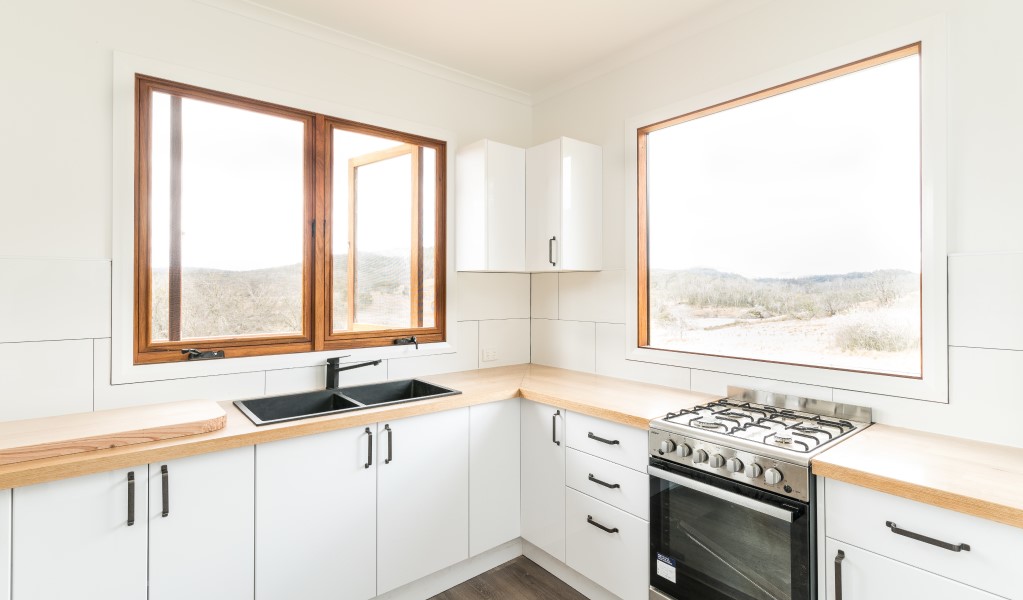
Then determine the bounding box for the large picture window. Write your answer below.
[638,44,921,378]
[134,75,445,364]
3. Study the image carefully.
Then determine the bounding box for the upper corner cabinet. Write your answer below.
[456,139,527,272]
[526,137,602,272]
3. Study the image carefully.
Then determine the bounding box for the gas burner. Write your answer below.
[694,417,727,430]
[774,430,793,444]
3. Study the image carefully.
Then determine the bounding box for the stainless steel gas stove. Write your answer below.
[648,387,873,600]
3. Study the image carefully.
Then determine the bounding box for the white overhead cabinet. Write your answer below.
[256,426,377,600]
[526,137,602,272]
[456,139,526,271]
[13,467,148,600]
[456,137,601,273]
[520,400,567,560]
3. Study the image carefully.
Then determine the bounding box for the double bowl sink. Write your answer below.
[234,379,461,426]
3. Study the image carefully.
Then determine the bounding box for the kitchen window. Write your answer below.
[134,75,446,364]
[637,44,922,378]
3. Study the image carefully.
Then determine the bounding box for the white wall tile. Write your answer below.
[479,319,530,368]
[690,368,834,401]
[530,273,559,319]
[93,339,264,411]
[0,339,92,421]
[0,488,8,600]
[949,252,1023,350]
[531,319,595,373]
[0,258,110,343]
[457,273,530,321]
[388,321,479,379]
[558,270,625,324]
[594,323,690,388]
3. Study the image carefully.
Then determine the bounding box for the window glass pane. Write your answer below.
[149,91,305,341]
[645,53,921,376]
[422,147,437,328]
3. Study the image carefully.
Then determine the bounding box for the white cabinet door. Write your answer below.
[825,538,1000,600]
[566,488,648,600]
[469,399,520,556]
[520,400,567,560]
[149,446,254,600]
[526,138,563,272]
[377,408,469,594]
[455,139,526,271]
[13,466,148,600]
[0,489,9,600]
[256,426,376,600]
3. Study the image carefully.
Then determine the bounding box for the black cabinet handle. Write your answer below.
[127,471,135,527]
[588,432,620,446]
[835,549,845,600]
[384,424,393,464]
[588,473,620,489]
[885,521,970,552]
[161,465,169,517]
[548,236,556,266]
[587,515,618,534]
[364,427,373,469]
[552,410,561,446]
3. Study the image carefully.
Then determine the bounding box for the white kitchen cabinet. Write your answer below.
[469,398,521,556]
[256,426,376,600]
[149,446,254,600]
[566,488,648,600]
[526,137,602,272]
[12,466,148,600]
[377,408,470,594]
[824,538,999,600]
[0,489,9,600]
[520,400,567,560]
[456,139,526,272]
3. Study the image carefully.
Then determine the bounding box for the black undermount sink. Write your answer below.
[234,379,461,426]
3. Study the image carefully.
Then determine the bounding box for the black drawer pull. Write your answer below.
[126,471,135,527]
[886,521,970,552]
[588,473,620,489]
[835,549,845,600]
[385,424,393,464]
[364,427,373,469]
[161,465,169,517]
[552,410,561,446]
[587,515,619,534]
[588,432,620,446]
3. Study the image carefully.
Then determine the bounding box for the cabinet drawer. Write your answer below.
[566,488,648,600]
[566,411,647,471]
[825,479,1022,599]
[824,538,1000,600]
[566,449,648,520]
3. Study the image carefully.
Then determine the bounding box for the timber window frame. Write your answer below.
[133,75,446,365]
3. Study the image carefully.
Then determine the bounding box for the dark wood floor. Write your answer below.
[430,556,589,600]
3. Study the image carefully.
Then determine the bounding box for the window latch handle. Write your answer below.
[181,349,225,361]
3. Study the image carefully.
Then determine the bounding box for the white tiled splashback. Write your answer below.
[0,258,531,423]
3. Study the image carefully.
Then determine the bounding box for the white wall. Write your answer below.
[0,0,531,421]
[530,0,1023,448]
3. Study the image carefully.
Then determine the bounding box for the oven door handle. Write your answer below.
[648,465,798,522]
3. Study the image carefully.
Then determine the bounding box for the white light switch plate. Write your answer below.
[481,347,498,362]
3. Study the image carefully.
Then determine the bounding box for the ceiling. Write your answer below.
[245,0,761,95]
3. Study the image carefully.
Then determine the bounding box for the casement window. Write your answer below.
[134,75,445,364]
[637,44,922,378]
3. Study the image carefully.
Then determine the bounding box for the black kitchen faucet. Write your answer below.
[325,356,382,389]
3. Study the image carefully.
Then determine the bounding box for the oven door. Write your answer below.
[649,458,811,600]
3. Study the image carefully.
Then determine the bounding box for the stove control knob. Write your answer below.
[709,453,726,468]
[659,439,676,454]
[745,463,764,479]
[693,449,709,464]
[675,443,692,458]
[764,468,784,485]
[725,457,744,473]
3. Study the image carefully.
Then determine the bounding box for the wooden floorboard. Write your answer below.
[430,556,589,600]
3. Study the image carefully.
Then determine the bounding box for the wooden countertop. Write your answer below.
[813,424,1023,529]
[0,364,712,490]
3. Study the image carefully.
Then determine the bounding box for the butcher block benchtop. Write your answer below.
[0,364,712,490]
[813,424,1023,530]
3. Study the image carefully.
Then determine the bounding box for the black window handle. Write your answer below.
[161,465,169,517]
[552,410,561,446]
[548,236,556,267]
[587,515,618,534]
[835,549,845,600]
[588,473,621,489]
[588,432,620,446]
[364,427,373,469]
[384,424,393,464]
[127,471,135,527]
[885,521,971,552]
